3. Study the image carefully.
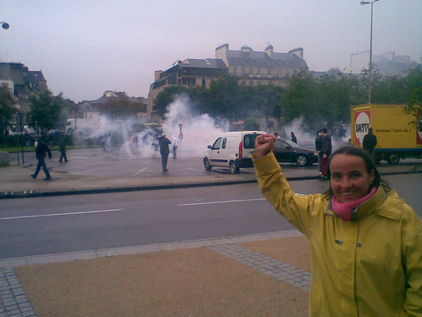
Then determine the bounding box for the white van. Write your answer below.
[203,131,266,174]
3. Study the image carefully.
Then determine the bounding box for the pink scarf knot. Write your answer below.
[331,187,377,221]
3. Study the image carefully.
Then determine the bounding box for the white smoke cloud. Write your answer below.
[161,94,227,157]
[72,94,227,158]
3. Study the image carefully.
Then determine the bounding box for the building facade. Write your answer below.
[147,58,228,117]
[147,44,309,119]
[79,90,148,121]
[215,43,308,87]
[349,51,419,76]
[0,62,48,113]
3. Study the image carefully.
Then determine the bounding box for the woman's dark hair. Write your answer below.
[324,145,390,198]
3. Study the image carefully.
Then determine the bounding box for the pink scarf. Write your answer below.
[331,187,377,221]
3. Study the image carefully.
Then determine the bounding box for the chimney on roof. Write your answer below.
[288,48,304,58]
[265,44,274,57]
[155,70,162,81]
[215,43,229,67]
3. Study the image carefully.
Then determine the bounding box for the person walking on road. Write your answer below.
[31,138,52,180]
[362,128,377,163]
[320,128,332,180]
[158,134,171,172]
[253,134,422,317]
[59,133,69,163]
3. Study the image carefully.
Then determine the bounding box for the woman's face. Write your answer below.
[329,154,375,202]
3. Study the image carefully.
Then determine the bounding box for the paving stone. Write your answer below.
[6,305,18,311]
[18,303,31,309]
[22,310,35,317]
[208,244,311,290]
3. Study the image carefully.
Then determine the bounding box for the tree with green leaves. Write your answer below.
[0,85,16,135]
[208,74,241,119]
[282,71,320,129]
[28,90,67,132]
[244,117,260,130]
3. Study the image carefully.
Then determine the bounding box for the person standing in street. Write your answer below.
[320,128,332,180]
[59,133,69,163]
[31,138,52,181]
[171,135,180,159]
[252,134,422,316]
[362,128,377,163]
[291,131,297,144]
[315,130,323,177]
[158,134,171,172]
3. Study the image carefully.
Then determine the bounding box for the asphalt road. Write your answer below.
[0,174,420,259]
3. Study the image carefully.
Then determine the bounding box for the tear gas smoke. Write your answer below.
[76,94,226,158]
[161,94,227,157]
[279,117,349,151]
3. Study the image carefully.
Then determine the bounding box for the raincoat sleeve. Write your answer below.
[402,208,422,316]
[253,152,323,237]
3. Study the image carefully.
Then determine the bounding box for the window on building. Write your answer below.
[249,81,254,86]
[202,79,206,88]
[241,81,246,86]
[182,78,196,86]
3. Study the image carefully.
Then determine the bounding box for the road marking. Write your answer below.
[0,208,124,221]
[177,198,265,207]
[132,167,147,176]
[186,168,203,172]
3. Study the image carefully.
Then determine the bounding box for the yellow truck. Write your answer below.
[351,104,422,164]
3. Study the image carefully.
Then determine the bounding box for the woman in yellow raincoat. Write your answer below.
[253,134,421,317]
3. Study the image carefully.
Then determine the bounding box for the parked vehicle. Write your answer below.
[273,138,318,166]
[203,131,318,174]
[351,104,422,164]
[203,131,266,174]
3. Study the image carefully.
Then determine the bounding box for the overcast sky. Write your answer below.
[1,0,421,102]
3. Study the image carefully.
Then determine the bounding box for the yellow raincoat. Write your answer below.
[254,152,422,317]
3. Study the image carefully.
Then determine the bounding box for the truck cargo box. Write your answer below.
[351,104,422,164]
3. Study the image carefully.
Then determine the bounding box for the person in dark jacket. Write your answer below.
[320,128,332,180]
[59,133,69,163]
[31,138,52,180]
[291,131,297,144]
[362,128,377,162]
[158,134,171,172]
[315,130,323,176]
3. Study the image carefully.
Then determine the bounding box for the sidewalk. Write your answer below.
[2,231,311,317]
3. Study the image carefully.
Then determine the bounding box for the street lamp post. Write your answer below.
[360,0,380,104]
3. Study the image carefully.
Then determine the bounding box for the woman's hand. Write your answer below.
[254,134,276,159]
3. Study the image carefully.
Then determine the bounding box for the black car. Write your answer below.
[273,138,318,166]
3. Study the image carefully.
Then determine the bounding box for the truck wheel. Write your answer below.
[203,158,212,171]
[229,161,240,174]
[296,154,308,166]
[387,154,400,165]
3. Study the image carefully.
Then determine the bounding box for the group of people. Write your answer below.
[253,133,421,316]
